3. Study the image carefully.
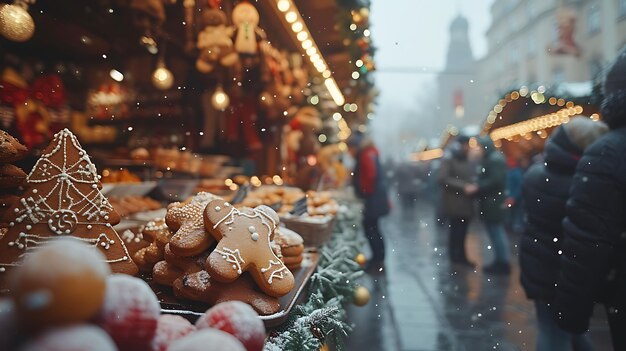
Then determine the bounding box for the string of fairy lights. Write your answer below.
[275,0,346,107]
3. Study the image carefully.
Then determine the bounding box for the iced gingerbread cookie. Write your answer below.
[134,218,172,271]
[173,270,280,315]
[166,192,220,257]
[0,164,27,189]
[203,199,294,297]
[0,129,137,283]
[152,244,209,286]
[0,129,27,163]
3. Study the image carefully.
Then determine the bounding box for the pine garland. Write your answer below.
[264,202,364,350]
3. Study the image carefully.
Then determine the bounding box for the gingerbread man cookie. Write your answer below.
[203,199,294,297]
[0,129,28,163]
[134,218,172,271]
[152,244,210,286]
[165,193,219,257]
[173,270,281,315]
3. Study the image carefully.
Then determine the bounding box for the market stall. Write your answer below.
[0,0,377,349]
[480,83,602,162]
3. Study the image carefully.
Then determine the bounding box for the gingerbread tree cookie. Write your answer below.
[0,129,137,285]
[203,199,294,297]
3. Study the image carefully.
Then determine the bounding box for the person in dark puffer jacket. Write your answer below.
[554,45,626,350]
[521,117,608,351]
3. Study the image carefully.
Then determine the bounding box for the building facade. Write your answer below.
[477,0,626,118]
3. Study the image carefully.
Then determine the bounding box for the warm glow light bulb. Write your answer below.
[285,11,297,23]
[301,39,313,49]
[297,31,308,41]
[277,0,290,12]
[292,21,303,32]
[211,86,230,111]
[152,65,174,90]
[109,69,124,82]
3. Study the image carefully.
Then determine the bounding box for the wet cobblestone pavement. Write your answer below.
[345,199,613,351]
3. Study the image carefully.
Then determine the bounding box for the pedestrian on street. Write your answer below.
[348,131,390,274]
[520,117,608,351]
[438,135,475,268]
[469,136,511,275]
[505,157,528,235]
[553,46,626,350]
[395,162,421,209]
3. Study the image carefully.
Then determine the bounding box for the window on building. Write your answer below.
[620,0,626,17]
[587,5,601,34]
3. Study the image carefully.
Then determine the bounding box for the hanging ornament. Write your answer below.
[319,343,329,351]
[309,323,324,340]
[211,85,230,111]
[353,285,370,307]
[151,59,174,90]
[355,252,367,267]
[0,1,35,42]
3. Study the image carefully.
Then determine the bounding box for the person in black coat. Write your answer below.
[521,117,608,351]
[554,46,626,350]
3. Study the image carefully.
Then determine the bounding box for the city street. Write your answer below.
[346,196,613,351]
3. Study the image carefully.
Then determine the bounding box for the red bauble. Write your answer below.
[195,301,266,351]
[94,275,160,351]
[151,315,197,351]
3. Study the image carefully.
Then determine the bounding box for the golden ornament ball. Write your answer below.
[353,285,370,307]
[0,4,35,42]
[355,253,367,267]
[319,344,329,351]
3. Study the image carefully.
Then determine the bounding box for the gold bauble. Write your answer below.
[355,253,367,267]
[353,285,370,306]
[0,4,35,42]
[319,344,329,351]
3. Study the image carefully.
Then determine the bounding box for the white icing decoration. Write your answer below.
[260,260,288,284]
[2,129,133,266]
[215,206,221,211]
[214,247,245,274]
[251,233,259,241]
[248,226,256,233]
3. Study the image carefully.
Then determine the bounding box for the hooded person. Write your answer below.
[521,117,608,351]
[473,135,511,274]
[553,45,626,350]
[347,131,390,273]
[438,135,475,267]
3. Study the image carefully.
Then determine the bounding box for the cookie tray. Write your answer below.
[150,251,320,328]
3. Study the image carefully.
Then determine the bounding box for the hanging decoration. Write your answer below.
[352,285,370,306]
[232,1,266,69]
[151,59,174,90]
[195,2,238,73]
[0,0,36,42]
[547,7,581,57]
[211,85,230,111]
[130,0,166,54]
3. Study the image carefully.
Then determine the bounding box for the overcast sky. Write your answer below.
[368,0,493,154]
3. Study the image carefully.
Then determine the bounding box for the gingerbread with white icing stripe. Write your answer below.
[203,199,294,297]
[0,129,137,288]
[166,192,220,257]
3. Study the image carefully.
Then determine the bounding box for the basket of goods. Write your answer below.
[240,187,338,247]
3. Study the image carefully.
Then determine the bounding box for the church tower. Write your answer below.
[437,13,478,134]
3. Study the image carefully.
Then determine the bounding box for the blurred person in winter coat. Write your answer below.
[521,117,608,351]
[348,132,390,273]
[438,135,476,267]
[554,46,626,350]
[470,136,511,274]
[506,157,529,235]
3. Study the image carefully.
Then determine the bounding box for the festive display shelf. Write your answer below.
[154,251,319,328]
